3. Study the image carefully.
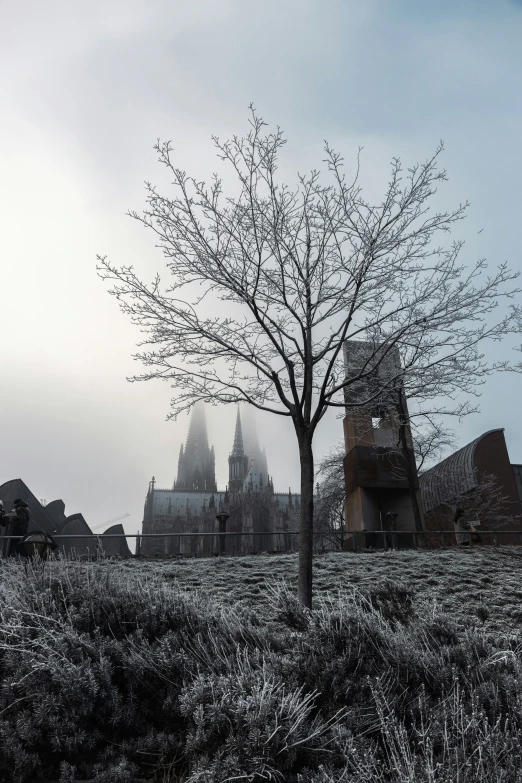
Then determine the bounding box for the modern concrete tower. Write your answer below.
[342,340,422,549]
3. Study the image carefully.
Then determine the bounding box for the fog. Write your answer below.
[1,0,522,534]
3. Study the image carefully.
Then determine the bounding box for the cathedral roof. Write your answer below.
[153,490,227,517]
[151,487,297,515]
[243,464,262,492]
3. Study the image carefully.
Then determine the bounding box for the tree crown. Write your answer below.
[98,108,522,436]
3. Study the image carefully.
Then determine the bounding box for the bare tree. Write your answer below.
[98,107,522,608]
[314,451,346,550]
[423,471,518,541]
[379,394,461,533]
[414,418,459,474]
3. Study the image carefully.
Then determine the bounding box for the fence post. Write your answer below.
[1,519,14,559]
[135,531,141,558]
[219,518,227,555]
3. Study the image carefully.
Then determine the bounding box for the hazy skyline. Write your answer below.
[2,0,522,535]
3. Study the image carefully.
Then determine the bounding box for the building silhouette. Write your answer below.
[419,428,522,544]
[0,478,131,558]
[141,405,299,556]
[173,403,217,492]
[342,340,421,549]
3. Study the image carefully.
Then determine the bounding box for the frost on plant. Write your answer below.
[0,553,522,781]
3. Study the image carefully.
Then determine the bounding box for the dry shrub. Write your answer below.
[0,558,522,782]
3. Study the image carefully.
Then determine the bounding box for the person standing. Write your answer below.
[9,499,31,557]
[454,507,472,546]
[0,501,16,557]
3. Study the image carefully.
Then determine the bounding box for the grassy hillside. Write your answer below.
[1,548,522,782]
[125,546,522,633]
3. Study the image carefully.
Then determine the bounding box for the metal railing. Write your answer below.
[0,530,301,559]
[2,528,522,559]
[341,529,522,551]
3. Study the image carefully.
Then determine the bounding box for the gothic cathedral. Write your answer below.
[141,404,299,555]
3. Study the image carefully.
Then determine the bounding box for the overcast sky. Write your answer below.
[1,0,522,535]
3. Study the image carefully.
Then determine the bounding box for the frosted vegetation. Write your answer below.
[1,548,522,782]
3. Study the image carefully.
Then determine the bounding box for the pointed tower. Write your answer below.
[209,445,216,488]
[173,403,217,491]
[173,443,185,489]
[240,406,269,486]
[259,446,269,488]
[228,408,249,492]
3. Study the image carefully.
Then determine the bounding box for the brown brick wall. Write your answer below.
[474,430,522,540]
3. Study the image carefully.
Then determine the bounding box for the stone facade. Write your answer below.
[141,406,300,556]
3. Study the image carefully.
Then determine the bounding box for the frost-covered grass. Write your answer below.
[126,546,522,634]
[1,547,522,782]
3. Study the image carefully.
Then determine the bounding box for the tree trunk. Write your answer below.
[298,435,315,609]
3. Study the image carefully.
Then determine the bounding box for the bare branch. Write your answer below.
[98,109,522,608]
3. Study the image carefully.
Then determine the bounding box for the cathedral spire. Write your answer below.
[239,406,269,486]
[174,403,217,491]
[228,407,249,492]
[232,407,245,456]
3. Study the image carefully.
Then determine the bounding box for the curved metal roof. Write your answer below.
[45,499,67,530]
[59,513,95,557]
[419,429,504,513]
[101,524,132,558]
[61,513,92,536]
